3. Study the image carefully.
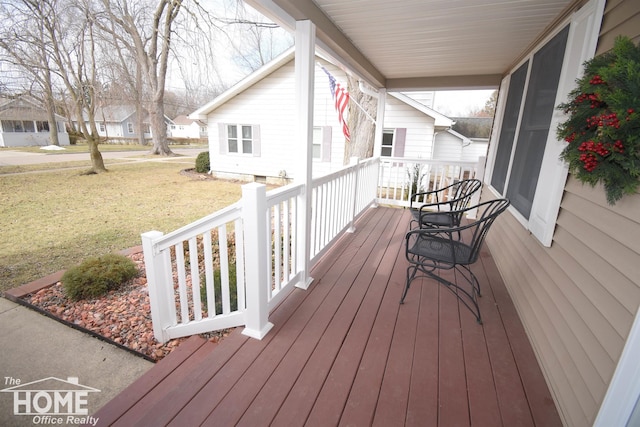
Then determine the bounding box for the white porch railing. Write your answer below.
[141,156,484,343]
[141,157,379,343]
[377,156,486,208]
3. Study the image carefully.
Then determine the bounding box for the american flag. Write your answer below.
[321,66,351,142]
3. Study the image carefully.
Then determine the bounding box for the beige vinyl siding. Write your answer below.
[597,0,640,53]
[484,0,640,426]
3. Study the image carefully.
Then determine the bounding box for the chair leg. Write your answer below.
[400,265,418,304]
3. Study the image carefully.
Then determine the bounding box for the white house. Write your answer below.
[76,105,172,141]
[169,115,208,140]
[0,97,70,147]
[190,49,478,184]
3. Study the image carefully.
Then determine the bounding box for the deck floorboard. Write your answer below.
[93,206,562,427]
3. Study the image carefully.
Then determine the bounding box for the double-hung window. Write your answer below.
[381,130,394,157]
[312,126,332,161]
[221,124,261,156]
[227,124,253,154]
[487,0,605,246]
[381,128,406,157]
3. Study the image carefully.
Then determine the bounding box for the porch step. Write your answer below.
[92,335,217,426]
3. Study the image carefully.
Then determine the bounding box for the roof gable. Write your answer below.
[388,92,453,127]
[190,47,296,118]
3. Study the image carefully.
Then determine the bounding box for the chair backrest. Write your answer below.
[444,179,483,226]
[458,198,510,264]
[449,179,483,211]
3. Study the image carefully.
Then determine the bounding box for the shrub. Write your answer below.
[62,254,138,301]
[200,263,238,315]
[195,151,210,173]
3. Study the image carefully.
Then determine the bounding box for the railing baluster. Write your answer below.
[203,231,215,317]
[235,218,246,310]
[189,237,202,321]
[175,243,189,322]
[219,225,230,314]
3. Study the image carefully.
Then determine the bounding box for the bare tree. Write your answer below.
[48,0,107,173]
[0,0,61,146]
[223,1,292,74]
[343,75,377,163]
[98,0,183,156]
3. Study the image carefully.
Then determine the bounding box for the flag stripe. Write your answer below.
[321,66,351,142]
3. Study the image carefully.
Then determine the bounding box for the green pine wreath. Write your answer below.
[557,36,640,205]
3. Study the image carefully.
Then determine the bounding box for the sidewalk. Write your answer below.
[0,147,204,166]
[0,297,152,426]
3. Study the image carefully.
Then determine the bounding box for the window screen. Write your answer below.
[506,25,569,218]
[491,62,528,194]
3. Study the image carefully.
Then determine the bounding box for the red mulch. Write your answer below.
[24,251,231,362]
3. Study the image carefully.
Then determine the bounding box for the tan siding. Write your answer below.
[486,211,594,426]
[597,0,640,53]
[484,2,640,425]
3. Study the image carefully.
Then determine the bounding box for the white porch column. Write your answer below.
[241,182,274,339]
[294,20,315,290]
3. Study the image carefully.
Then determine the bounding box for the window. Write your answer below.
[381,128,406,157]
[487,0,605,246]
[227,124,253,154]
[127,122,134,133]
[99,123,105,132]
[36,121,49,132]
[312,127,322,159]
[381,130,394,157]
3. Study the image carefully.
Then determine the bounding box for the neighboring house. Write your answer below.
[432,128,489,162]
[75,105,172,141]
[169,115,208,139]
[190,50,473,184]
[0,96,70,147]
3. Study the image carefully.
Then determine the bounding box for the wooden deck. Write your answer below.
[92,206,562,426]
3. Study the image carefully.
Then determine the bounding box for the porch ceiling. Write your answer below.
[245,0,579,90]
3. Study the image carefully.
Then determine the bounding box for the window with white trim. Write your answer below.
[127,122,134,133]
[381,130,394,157]
[487,0,605,246]
[227,124,253,154]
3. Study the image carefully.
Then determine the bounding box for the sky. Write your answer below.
[433,90,495,117]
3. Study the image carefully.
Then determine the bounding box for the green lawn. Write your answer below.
[0,161,242,293]
[6,141,208,154]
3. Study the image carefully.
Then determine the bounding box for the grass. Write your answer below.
[6,141,208,154]
[0,161,243,293]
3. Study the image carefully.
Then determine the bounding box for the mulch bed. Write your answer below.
[21,251,231,362]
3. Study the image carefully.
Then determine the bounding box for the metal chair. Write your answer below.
[401,198,510,324]
[409,179,482,229]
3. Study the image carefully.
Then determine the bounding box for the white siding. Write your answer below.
[207,59,348,181]
[383,95,435,159]
[433,131,462,160]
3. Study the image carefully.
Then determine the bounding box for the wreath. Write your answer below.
[557,36,640,205]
